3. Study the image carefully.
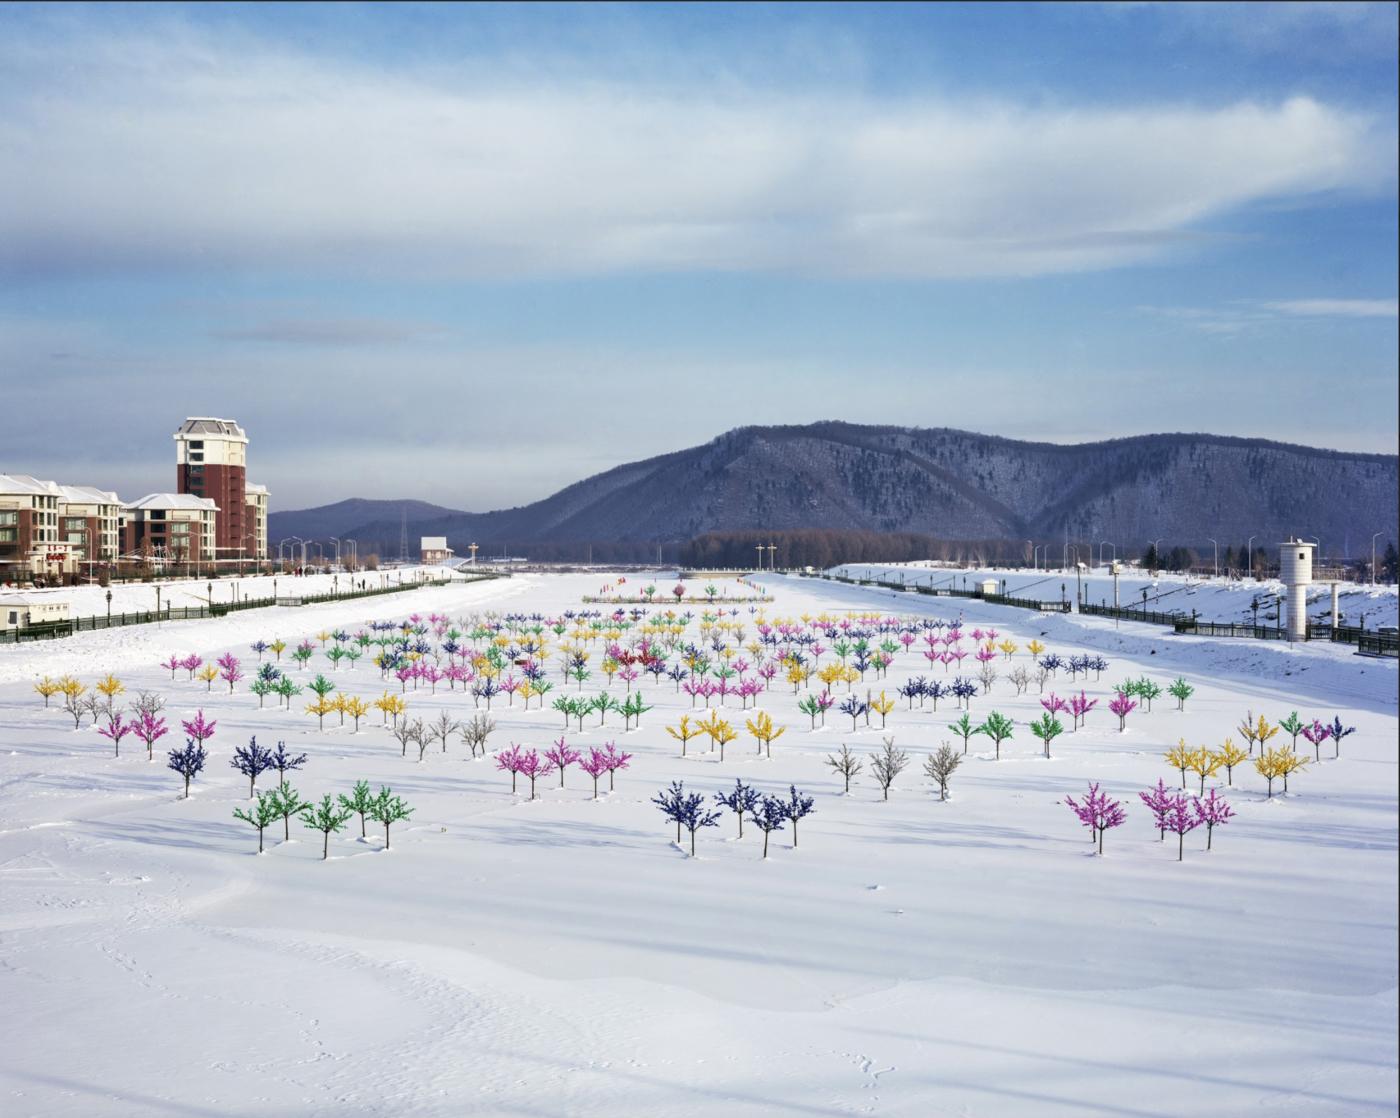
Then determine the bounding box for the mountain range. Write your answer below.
[267,423,1398,560]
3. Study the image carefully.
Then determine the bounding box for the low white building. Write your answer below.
[420,536,454,564]
[0,595,70,631]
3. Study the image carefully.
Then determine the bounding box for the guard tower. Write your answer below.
[1279,539,1315,641]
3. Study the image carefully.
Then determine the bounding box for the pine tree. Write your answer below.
[305,794,353,860]
[233,791,280,853]
[368,786,413,849]
[337,780,376,839]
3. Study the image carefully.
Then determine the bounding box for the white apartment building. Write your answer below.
[245,483,270,560]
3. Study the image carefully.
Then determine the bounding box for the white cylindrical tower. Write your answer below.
[1279,539,1315,641]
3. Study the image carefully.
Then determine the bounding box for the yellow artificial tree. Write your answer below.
[34,676,61,707]
[1211,738,1249,786]
[745,710,786,757]
[666,714,701,757]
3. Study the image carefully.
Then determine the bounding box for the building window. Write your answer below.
[188,440,203,449]
[0,528,15,543]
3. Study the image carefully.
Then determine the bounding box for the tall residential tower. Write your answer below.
[173,417,269,561]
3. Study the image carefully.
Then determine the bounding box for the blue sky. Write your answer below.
[1,1,1396,510]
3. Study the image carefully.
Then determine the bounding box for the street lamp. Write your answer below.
[1207,538,1218,579]
[1025,539,1033,569]
[756,543,765,572]
[1372,531,1385,586]
[1247,535,1257,580]
[155,585,162,627]
[1098,540,1116,567]
[105,589,112,624]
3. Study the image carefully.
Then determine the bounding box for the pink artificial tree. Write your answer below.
[1041,693,1070,718]
[1300,719,1331,762]
[98,712,133,758]
[133,710,169,761]
[1068,691,1098,731]
[1065,782,1128,855]
[1193,788,1234,851]
[180,654,202,680]
[513,748,551,800]
[161,655,181,680]
[495,744,525,794]
[600,742,631,790]
[217,653,243,693]
[1162,794,1200,861]
[1138,779,1175,843]
[544,737,581,788]
[580,749,610,799]
[181,710,216,748]
[1108,691,1137,732]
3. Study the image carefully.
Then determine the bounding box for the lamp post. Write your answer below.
[105,589,112,624]
[768,543,776,571]
[1025,539,1033,569]
[1247,535,1257,580]
[1372,531,1385,586]
[1098,540,1116,567]
[155,585,161,627]
[756,543,765,572]
[1207,538,1218,579]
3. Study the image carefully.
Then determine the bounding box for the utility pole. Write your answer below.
[398,506,408,564]
[767,543,776,572]
[1208,537,1218,579]
[755,543,765,572]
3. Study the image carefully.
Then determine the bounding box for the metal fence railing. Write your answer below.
[0,573,498,644]
[811,570,1398,656]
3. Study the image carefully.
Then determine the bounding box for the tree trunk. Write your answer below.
[258,827,264,853]
[184,774,191,799]
[384,823,391,849]
[762,830,769,858]
[323,830,330,860]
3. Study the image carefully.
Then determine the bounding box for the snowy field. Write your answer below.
[0,571,1395,1117]
[833,561,1399,629]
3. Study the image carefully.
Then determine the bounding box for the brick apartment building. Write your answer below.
[0,474,67,580]
[122,494,219,566]
[2,417,270,582]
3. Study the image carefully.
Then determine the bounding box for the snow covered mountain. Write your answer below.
[272,423,1398,556]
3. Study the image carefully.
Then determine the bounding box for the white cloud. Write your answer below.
[0,30,1392,282]
[1260,298,1399,318]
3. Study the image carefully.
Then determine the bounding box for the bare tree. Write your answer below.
[1035,663,1052,694]
[428,710,462,754]
[870,736,910,801]
[129,690,166,717]
[392,715,422,758]
[1008,665,1030,695]
[977,662,997,695]
[63,689,86,729]
[83,693,110,726]
[823,744,863,794]
[924,743,962,801]
[459,713,497,759]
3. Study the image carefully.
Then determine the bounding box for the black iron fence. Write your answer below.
[1082,602,1185,627]
[813,570,1398,655]
[0,573,497,644]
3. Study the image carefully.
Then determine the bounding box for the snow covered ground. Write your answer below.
[0,572,1394,1116]
[833,561,1399,629]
